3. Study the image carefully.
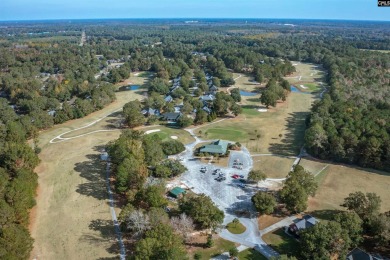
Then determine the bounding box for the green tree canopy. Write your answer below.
[179,194,224,229]
[251,191,276,215]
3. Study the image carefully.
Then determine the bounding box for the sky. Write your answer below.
[0,0,389,21]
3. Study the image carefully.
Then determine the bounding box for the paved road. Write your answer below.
[177,127,279,259]
[219,217,279,259]
[105,161,126,260]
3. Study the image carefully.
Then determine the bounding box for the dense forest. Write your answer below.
[0,19,389,259]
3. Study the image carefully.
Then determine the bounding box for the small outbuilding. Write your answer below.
[169,187,186,198]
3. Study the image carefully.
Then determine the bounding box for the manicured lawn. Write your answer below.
[303,83,320,91]
[193,237,236,259]
[238,248,267,260]
[242,108,261,116]
[203,127,247,142]
[262,228,300,257]
[143,126,195,144]
[226,221,246,234]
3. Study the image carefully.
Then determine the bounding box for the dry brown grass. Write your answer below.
[258,214,286,230]
[30,72,154,260]
[299,158,329,175]
[308,162,390,215]
[252,155,296,178]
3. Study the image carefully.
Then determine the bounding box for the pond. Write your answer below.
[290,86,310,94]
[239,90,258,96]
[120,85,140,91]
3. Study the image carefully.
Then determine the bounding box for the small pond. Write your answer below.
[239,90,258,96]
[119,85,141,91]
[291,85,310,94]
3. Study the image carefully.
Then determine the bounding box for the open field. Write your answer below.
[252,155,296,178]
[262,228,300,257]
[30,73,154,260]
[307,161,390,219]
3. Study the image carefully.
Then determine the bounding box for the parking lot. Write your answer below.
[178,144,257,216]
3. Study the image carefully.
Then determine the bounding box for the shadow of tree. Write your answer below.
[268,112,309,156]
[74,145,115,204]
[309,209,343,221]
[78,219,122,256]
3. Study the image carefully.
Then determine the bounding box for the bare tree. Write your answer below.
[170,213,195,242]
[126,209,150,237]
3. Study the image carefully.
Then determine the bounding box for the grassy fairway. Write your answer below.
[197,91,314,156]
[142,126,195,144]
[284,61,327,93]
[262,228,300,257]
[252,155,296,178]
[238,248,267,260]
[307,162,390,219]
[226,221,246,234]
[201,127,248,141]
[30,72,153,260]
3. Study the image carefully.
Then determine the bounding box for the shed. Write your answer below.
[169,187,186,198]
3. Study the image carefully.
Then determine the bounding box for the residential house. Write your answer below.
[199,94,215,102]
[202,106,212,114]
[162,112,182,122]
[199,140,230,155]
[288,215,318,237]
[141,108,160,117]
[164,95,173,103]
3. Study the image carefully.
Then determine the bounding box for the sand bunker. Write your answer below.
[133,72,140,76]
[171,136,178,139]
[257,109,268,112]
[300,84,308,89]
[145,129,160,134]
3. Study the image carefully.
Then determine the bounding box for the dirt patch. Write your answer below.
[258,215,285,230]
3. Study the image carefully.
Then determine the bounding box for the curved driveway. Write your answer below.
[178,128,279,259]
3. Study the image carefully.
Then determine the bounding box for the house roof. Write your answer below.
[347,248,386,260]
[209,85,218,91]
[293,215,318,231]
[142,108,160,116]
[200,95,215,101]
[202,106,212,114]
[200,140,229,154]
[169,187,186,198]
[164,95,173,102]
[163,112,182,121]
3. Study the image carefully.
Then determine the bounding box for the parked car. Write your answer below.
[232,174,240,179]
[237,183,247,189]
[239,175,244,178]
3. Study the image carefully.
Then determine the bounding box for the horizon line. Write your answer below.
[1,17,390,23]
